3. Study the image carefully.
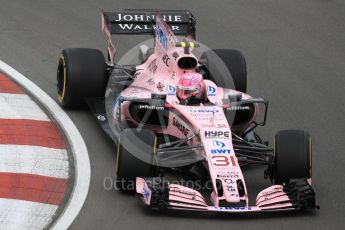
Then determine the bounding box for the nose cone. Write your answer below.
[225,194,241,203]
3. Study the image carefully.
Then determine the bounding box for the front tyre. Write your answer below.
[57,48,108,108]
[273,130,312,185]
[115,129,157,192]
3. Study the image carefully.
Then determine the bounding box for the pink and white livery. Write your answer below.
[56,9,318,213]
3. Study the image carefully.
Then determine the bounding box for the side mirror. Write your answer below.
[151,93,166,107]
[151,93,166,100]
[228,93,242,102]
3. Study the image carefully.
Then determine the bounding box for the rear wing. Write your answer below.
[101,9,196,63]
[102,9,196,36]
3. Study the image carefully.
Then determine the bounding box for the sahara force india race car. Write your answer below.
[56,9,318,213]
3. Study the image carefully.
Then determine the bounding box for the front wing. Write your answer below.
[136,177,318,213]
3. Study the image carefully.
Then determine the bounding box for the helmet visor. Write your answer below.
[177,85,201,100]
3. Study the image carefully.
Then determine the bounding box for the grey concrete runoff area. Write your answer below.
[0,0,344,229]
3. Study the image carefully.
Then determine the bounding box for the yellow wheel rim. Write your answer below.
[57,54,67,103]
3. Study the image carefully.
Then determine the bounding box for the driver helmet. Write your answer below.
[176,72,204,101]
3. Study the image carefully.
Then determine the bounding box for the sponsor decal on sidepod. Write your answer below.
[207,86,216,97]
[173,117,189,136]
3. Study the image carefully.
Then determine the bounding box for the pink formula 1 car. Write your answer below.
[57,9,317,213]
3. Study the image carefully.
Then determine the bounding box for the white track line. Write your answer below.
[0,93,49,121]
[0,60,91,230]
[0,198,58,230]
[0,145,69,179]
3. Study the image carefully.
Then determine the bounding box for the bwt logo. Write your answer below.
[207,86,216,96]
[205,131,230,139]
[166,85,176,95]
[213,140,225,148]
[211,149,231,154]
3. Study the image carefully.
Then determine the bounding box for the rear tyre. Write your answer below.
[201,49,247,93]
[57,48,108,108]
[116,128,157,192]
[273,130,312,185]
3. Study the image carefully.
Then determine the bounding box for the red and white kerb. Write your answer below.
[0,73,69,229]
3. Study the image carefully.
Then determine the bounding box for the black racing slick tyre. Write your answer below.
[115,129,157,192]
[273,130,312,185]
[57,48,108,108]
[201,49,247,93]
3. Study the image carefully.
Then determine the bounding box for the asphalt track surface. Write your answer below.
[0,0,344,229]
